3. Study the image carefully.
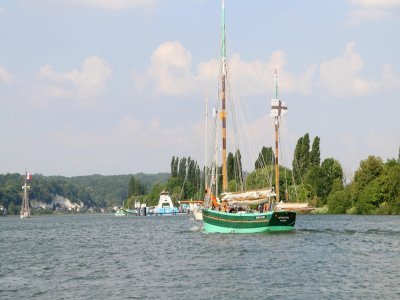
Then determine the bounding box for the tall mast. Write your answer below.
[220,0,228,192]
[21,172,31,217]
[274,70,280,203]
[204,93,208,193]
[271,69,288,203]
[214,108,219,197]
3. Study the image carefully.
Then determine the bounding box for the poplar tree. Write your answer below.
[227,152,235,181]
[178,157,187,181]
[187,157,196,186]
[235,149,243,187]
[173,157,179,177]
[301,133,311,171]
[293,136,302,172]
[171,156,178,177]
[293,133,311,184]
[310,136,321,167]
[128,176,136,198]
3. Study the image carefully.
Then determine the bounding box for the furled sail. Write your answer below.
[221,189,276,205]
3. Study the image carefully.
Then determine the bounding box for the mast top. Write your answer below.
[274,68,278,99]
[221,0,226,62]
[271,69,288,118]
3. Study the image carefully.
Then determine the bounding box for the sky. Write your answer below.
[0,0,399,177]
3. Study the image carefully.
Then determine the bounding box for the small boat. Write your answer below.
[114,209,128,216]
[179,200,204,220]
[125,208,138,215]
[155,191,178,215]
[192,206,203,221]
[20,172,32,219]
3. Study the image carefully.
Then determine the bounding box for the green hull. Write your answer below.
[202,209,296,234]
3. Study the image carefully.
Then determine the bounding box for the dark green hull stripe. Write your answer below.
[202,209,296,233]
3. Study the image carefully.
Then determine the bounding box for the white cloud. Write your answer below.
[350,0,400,8]
[34,56,111,106]
[134,41,315,98]
[0,66,13,84]
[347,8,394,25]
[137,41,400,100]
[0,6,5,14]
[319,42,372,97]
[319,42,400,98]
[380,64,400,90]
[348,0,400,24]
[70,0,157,10]
[228,51,315,96]
[137,41,200,96]
[36,0,157,11]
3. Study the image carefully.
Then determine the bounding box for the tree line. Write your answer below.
[1,136,399,215]
[0,173,169,214]
[156,134,400,215]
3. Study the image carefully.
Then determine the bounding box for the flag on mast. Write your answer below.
[26,173,32,181]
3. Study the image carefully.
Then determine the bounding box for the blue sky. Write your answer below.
[0,0,399,177]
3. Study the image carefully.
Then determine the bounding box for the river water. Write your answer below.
[0,214,399,299]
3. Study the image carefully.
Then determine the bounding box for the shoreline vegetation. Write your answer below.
[1,134,399,216]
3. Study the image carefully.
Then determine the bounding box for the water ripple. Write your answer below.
[0,214,399,299]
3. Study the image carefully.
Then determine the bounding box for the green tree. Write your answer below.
[227,152,235,181]
[187,157,196,186]
[234,149,243,189]
[318,158,344,202]
[7,201,18,215]
[327,189,352,214]
[255,146,274,170]
[246,165,292,201]
[310,136,321,167]
[128,176,136,198]
[356,176,386,214]
[293,135,303,182]
[293,133,311,184]
[178,157,187,180]
[128,176,145,198]
[290,183,316,203]
[354,156,384,190]
[353,156,384,199]
[303,165,322,196]
[227,180,237,192]
[385,162,400,213]
[148,183,166,206]
[246,167,272,190]
[171,156,178,177]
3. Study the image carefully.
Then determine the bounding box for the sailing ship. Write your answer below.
[202,1,296,233]
[20,172,32,219]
